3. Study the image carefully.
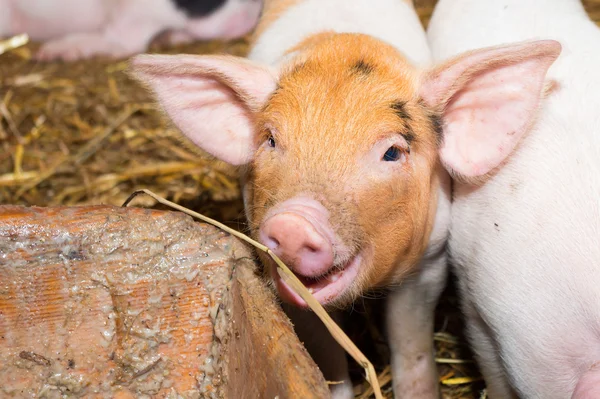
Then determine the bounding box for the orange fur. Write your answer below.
[246,33,442,306]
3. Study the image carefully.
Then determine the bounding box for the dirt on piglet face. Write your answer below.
[244,33,443,308]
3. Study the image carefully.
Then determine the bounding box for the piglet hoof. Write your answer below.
[35,35,131,62]
[330,380,354,399]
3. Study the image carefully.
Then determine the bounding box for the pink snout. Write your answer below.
[260,208,334,278]
[258,197,363,307]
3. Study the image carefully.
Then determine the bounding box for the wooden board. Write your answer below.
[0,205,329,398]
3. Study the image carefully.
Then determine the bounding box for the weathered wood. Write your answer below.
[0,205,329,398]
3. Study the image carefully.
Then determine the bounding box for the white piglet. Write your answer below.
[0,0,263,61]
[130,0,560,397]
[428,0,600,398]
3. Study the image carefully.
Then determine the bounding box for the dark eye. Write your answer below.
[267,135,276,148]
[383,146,402,162]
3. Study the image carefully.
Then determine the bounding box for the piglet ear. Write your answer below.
[129,54,277,165]
[420,40,561,178]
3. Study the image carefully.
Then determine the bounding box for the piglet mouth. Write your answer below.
[258,195,361,307]
[271,253,363,308]
[293,265,347,293]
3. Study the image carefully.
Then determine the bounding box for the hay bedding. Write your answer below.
[2,1,600,398]
[0,37,248,223]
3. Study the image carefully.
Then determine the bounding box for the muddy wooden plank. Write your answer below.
[0,205,329,398]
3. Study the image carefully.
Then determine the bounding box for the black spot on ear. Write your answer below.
[391,101,411,120]
[351,59,374,75]
[429,112,444,145]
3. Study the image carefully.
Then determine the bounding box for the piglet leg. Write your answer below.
[461,300,518,399]
[572,363,600,399]
[283,305,354,399]
[386,254,447,398]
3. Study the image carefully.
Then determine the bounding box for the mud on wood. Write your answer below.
[0,205,329,398]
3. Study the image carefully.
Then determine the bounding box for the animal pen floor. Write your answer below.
[1,1,599,398]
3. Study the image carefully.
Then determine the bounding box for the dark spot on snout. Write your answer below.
[391,101,411,120]
[351,59,374,75]
[68,359,75,369]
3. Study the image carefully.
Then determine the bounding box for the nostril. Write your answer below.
[259,224,281,251]
[269,236,280,249]
[306,245,319,253]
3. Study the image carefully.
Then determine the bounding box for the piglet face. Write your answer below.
[248,34,442,307]
[130,34,560,309]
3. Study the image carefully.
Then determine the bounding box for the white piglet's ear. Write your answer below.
[420,40,561,178]
[130,54,278,165]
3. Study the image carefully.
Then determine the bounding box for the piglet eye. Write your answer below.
[383,146,403,162]
[267,135,276,148]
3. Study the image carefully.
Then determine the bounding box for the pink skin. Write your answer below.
[2,0,108,41]
[33,2,261,61]
[261,208,334,277]
[259,197,363,307]
[572,365,600,399]
[0,0,12,37]
[1,0,262,61]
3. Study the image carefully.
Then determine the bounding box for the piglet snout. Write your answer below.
[260,199,334,278]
